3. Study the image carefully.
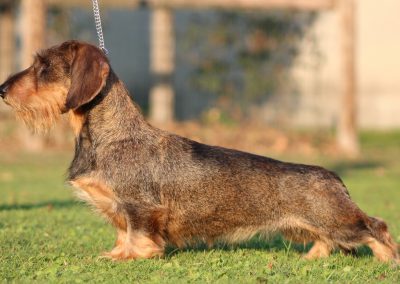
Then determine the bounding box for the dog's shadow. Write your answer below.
[0,199,79,211]
[164,235,374,259]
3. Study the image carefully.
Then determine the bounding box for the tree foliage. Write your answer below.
[179,11,317,120]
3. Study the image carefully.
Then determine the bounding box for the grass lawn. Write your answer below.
[0,132,399,283]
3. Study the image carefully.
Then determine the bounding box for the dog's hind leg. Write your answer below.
[363,217,399,262]
[324,215,398,263]
[322,216,399,262]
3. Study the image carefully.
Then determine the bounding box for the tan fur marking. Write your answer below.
[304,241,332,260]
[102,230,164,260]
[70,177,126,230]
[7,80,67,132]
[366,237,399,262]
[68,110,85,136]
[101,229,127,259]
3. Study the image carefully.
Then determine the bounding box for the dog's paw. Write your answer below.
[99,250,137,261]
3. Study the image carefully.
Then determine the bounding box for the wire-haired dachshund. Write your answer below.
[0,41,398,263]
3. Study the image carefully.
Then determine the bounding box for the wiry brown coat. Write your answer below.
[0,41,398,262]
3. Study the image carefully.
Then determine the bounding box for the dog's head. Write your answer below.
[0,41,110,131]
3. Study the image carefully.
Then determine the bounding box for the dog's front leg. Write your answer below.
[100,228,127,260]
[69,178,131,259]
[102,205,167,261]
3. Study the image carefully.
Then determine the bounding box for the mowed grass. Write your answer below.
[1,132,400,283]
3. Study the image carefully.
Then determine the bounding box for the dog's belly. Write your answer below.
[162,190,282,247]
[164,211,278,247]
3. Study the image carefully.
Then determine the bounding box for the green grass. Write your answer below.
[1,132,400,283]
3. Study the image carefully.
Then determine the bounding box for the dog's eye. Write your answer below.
[36,63,50,77]
[34,55,51,76]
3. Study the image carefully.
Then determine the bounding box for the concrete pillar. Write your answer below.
[149,6,175,125]
[337,0,359,156]
[0,4,14,83]
[0,2,15,116]
[19,0,46,151]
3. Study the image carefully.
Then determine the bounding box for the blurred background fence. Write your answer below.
[0,0,399,156]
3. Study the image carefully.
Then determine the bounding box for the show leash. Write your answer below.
[91,0,109,55]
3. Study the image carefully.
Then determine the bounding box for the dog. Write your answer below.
[0,41,398,262]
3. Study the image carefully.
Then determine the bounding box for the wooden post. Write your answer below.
[0,3,14,83]
[19,0,46,151]
[0,2,15,116]
[337,0,359,156]
[21,0,46,68]
[149,7,175,125]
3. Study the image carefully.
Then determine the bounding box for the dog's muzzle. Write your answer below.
[0,84,8,98]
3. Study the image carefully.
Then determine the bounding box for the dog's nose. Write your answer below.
[0,84,8,98]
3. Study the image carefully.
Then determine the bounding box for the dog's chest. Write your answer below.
[69,177,119,214]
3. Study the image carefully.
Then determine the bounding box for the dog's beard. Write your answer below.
[9,97,63,133]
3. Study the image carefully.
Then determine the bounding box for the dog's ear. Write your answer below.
[65,45,110,110]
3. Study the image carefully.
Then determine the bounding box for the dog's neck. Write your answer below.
[71,70,155,146]
[68,71,157,180]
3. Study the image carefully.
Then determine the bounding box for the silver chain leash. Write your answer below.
[91,0,108,55]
